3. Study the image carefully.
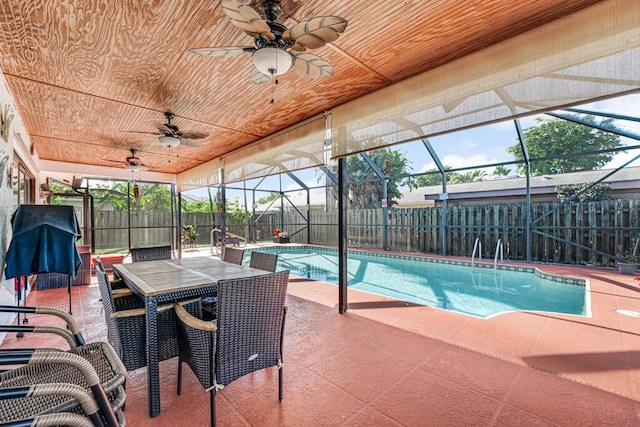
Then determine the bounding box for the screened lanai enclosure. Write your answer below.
[33,0,639,292]
[55,92,640,272]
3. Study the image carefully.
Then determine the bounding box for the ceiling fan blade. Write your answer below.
[292,52,334,78]
[245,30,275,41]
[141,163,162,169]
[283,16,348,50]
[124,130,159,135]
[250,67,270,84]
[178,130,209,139]
[179,139,202,148]
[288,42,307,52]
[189,46,254,57]
[152,121,172,133]
[221,0,273,36]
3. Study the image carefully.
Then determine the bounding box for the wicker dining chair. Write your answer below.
[95,266,201,371]
[94,258,138,307]
[0,383,105,427]
[0,411,98,427]
[221,247,245,265]
[174,270,290,427]
[94,257,129,293]
[0,304,86,346]
[0,344,126,427]
[130,245,172,262]
[203,247,247,319]
[0,305,127,426]
[249,251,279,272]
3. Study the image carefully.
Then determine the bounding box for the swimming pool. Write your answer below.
[250,246,589,318]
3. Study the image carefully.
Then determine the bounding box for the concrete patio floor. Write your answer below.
[2,247,640,426]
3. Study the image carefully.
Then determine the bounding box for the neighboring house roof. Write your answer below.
[182,194,208,203]
[398,166,640,207]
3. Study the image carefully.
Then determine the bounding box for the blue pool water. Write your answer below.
[250,246,588,318]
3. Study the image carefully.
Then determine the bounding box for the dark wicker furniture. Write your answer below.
[113,256,269,417]
[130,245,172,262]
[95,261,199,371]
[221,247,245,265]
[249,251,279,272]
[174,270,290,426]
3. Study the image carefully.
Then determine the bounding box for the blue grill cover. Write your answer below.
[4,205,81,279]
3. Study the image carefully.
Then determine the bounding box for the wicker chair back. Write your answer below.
[130,245,172,262]
[95,265,199,371]
[221,247,245,265]
[174,270,289,426]
[249,251,279,272]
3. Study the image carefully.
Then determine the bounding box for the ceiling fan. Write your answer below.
[190,0,348,83]
[107,149,160,171]
[128,112,209,148]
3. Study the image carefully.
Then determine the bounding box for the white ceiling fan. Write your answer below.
[127,112,209,148]
[106,148,160,171]
[190,0,348,83]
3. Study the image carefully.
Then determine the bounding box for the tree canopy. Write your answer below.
[507,116,621,175]
[449,169,488,184]
[409,168,447,188]
[555,183,612,202]
[346,148,412,209]
[410,166,496,188]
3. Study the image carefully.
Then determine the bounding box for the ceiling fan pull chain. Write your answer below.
[270,52,281,104]
[270,72,280,104]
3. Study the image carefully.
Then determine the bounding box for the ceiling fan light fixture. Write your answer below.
[125,163,143,171]
[253,47,292,76]
[156,135,181,147]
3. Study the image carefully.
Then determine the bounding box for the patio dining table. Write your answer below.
[113,256,267,417]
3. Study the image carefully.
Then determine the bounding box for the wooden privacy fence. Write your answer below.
[278,199,640,267]
[92,199,639,267]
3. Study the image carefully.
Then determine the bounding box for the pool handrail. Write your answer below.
[471,237,482,269]
[494,239,504,271]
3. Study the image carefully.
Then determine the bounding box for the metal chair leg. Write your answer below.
[177,360,183,396]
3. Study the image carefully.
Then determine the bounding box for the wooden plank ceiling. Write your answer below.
[0,0,603,175]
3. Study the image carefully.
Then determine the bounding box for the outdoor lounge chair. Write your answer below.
[210,229,247,255]
[249,251,279,272]
[174,270,289,427]
[130,245,172,262]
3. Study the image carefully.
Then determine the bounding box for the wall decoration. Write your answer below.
[0,149,13,284]
[0,103,14,143]
[6,161,13,187]
[0,150,8,187]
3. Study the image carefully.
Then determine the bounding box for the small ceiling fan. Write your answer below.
[106,149,160,171]
[190,0,348,83]
[128,112,209,148]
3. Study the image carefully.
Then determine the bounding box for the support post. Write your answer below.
[338,157,348,314]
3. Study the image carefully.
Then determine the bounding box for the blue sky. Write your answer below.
[190,93,640,206]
